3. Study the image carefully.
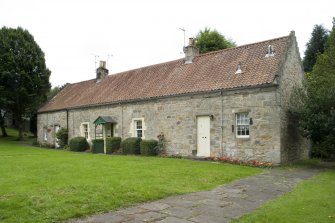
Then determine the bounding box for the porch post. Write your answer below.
[103,124,106,154]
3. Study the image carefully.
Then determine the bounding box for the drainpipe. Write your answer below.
[103,124,106,154]
[66,109,69,144]
[120,104,123,139]
[221,91,224,156]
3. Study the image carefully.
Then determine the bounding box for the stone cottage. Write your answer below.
[37,31,309,163]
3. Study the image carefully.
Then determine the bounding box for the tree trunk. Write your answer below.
[18,121,23,140]
[14,115,24,140]
[0,125,8,137]
[0,113,8,137]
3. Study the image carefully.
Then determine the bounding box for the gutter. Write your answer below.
[38,83,278,114]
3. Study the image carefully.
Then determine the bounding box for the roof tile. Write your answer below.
[39,35,289,112]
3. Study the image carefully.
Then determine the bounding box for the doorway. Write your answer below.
[197,116,210,157]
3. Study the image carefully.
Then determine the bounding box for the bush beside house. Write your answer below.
[106,137,122,154]
[140,139,158,156]
[55,128,68,148]
[121,137,141,155]
[69,137,89,152]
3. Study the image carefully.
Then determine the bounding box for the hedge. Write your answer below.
[121,137,142,155]
[69,137,89,152]
[140,139,158,156]
[106,137,122,154]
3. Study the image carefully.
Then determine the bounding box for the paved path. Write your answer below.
[69,168,320,223]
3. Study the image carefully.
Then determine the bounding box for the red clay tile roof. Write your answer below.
[39,34,291,112]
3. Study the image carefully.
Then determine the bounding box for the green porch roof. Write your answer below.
[93,116,117,125]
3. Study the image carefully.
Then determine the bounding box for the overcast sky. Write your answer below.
[1,0,334,87]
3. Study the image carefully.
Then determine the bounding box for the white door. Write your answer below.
[197,116,210,157]
[55,125,60,148]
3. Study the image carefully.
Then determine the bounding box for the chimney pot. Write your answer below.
[188,37,195,46]
[99,60,106,68]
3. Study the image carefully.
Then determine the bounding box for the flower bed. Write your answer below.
[207,156,273,168]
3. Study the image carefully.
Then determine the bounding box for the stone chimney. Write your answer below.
[96,60,109,80]
[183,37,199,64]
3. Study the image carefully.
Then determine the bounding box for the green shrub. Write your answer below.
[106,137,122,154]
[91,139,104,153]
[69,137,89,152]
[140,139,158,156]
[121,137,142,155]
[31,139,40,147]
[56,128,68,148]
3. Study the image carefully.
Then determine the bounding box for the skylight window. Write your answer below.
[235,64,242,74]
[266,45,275,57]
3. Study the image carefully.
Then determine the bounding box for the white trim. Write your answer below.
[130,118,145,139]
[235,113,250,138]
[80,122,90,141]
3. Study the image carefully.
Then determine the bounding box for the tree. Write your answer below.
[0,77,9,137]
[290,23,335,159]
[28,84,67,137]
[29,112,37,137]
[0,27,51,140]
[0,109,8,137]
[47,86,61,101]
[195,27,236,54]
[303,25,329,73]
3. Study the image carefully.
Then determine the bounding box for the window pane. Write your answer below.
[136,121,142,129]
[236,112,250,137]
[137,130,142,138]
[134,120,143,138]
[236,114,241,124]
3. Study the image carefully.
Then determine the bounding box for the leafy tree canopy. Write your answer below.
[47,84,68,101]
[195,27,236,54]
[303,24,329,73]
[0,27,51,139]
[290,21,335,159]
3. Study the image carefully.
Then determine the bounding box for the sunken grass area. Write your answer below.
[234,169,335,223]
[0,132,260,223]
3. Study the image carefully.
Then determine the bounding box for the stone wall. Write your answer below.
[38,86,284,163]
[221,88,281,163]
[37,110,67,146]
[278,33,310,162]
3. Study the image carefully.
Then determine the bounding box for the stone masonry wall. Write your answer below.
[37,111,67,146]
[38,87,282,163]
[278,34,310,162]
[221,88,281,163]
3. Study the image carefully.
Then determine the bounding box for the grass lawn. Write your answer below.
[234,169,335,223]
[0,133,260,223]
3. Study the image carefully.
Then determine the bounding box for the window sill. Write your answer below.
[236,136,250,141]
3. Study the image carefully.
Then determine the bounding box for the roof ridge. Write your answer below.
[66,34,290,86]
[196,35,290,58]
[108,58,183,76]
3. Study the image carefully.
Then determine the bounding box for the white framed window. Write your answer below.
[130,118,145,138]
[134,120,143,138]
[80,123,90,140]
[236,113,250,138]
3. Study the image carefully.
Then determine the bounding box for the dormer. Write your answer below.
[235,63,243,74]
[265,45,275,57]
